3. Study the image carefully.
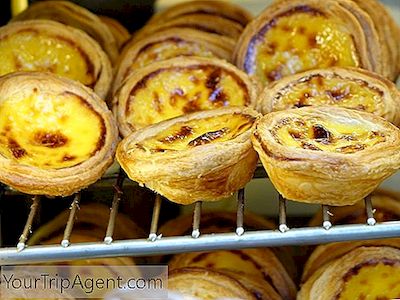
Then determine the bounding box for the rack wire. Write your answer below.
[0,170,400,265]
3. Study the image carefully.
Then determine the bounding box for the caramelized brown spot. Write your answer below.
[33,88,38,93]
[188,128,228,147]
[281,24,291,32]
[328,56,339,67]
[34,131,68,148]
[358,294,366,300]
[162,126,193,143]
[62,154,76,161]
[152,91,161,112]
[301,142,321,151]
[336,144,365,153]
[298,26,306,34]
[170,88,185,106]
[312,124,331,141]
[315,75,324,86]
[326,86,350,101]
[209,88,228,107]
[8,138,26,158]
[264,42,277,55]
[205,263,215,268]
[189,75,200,84]
[206,69,221,90]
[267,67,283,82]
[342,259,400,282]
[289,130,304,139]
[360,279,368,285]
[308,35,317,47]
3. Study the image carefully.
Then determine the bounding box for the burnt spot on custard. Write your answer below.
[161,126,194,143]
[188,128,228,146]
[62,154,76,162]
[34,131,68,148]
[8,138,26,158]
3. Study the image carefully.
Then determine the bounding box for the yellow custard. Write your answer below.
[138,113,254,151]
[272,117,385,154]
[251,12,358,84]
[338,261,400,300]
[127,39,215,75]
[0,31,95,86]
[0,91,104,169]
[127,66,249,130]
[274,75,384,112]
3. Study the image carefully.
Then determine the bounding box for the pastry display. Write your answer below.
[169,249,297,300]
[298,246,400,300]
[117,107,259,204]
[257,67,400,125]
[99,15,130,50]
[0,20,112,99]
[113,28,234,93]
[168,267,257,300]
[0,72,118,196]
[252,106,400,205]
[234,0,390,85]
[12,0,119,63]
[113,57,258,137]
[147,0,253,28]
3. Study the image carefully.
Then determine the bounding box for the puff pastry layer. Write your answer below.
[117,107,259,204]
[0,72,118,196]
[258,67,400,125]
[169,249,296,300]
[298,246,400,300]
[12,0,119,63]
[113,57,258,137]
[0,20,112,99]
[99,15,130,50]
[252,106,400,205]
[113,28,234,93]
[169,267,256,300]
[234,0,383,85]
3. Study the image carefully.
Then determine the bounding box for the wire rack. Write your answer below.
[0,168,399,265]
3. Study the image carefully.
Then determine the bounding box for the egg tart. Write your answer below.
[117,107,259,204]
[113,57,258,137]
[169,267,256,299]
[113,29,234,93]
[169,249,297,300]
[0,72,118,196]
[0,20,112,99]
[147,0,253,27]
[298,246,400,300]
[252,106,400,206]
[258,67,400,125]
[99,15,130,50]
[12,0,119,63]
[234,0,382,85]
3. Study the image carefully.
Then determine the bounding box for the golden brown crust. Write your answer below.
[168,267,257,299]
[12,0,119,63]
[147,0,253,27]
[234,0,382,84]
[252,106,400,205]
[117,107,259,204]
[113,56,259,137]
[0,20,112,99]
[99,15,130,50]
[298,246,400,300]
[0,72,118,197]
[113,28,235,93]
[169,249,296,300]
[258,67,400,125]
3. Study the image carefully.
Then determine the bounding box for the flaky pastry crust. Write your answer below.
[252,106,400,205]
[12,0,119,63]
[258,67,400,125]
[117,107,259,204]
[98,15,130,50]
[113,57,259,137]
[0,72,118,196]
[0,20,112,99]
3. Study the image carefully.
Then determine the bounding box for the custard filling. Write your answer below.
[127,66,250,129]
[271,116,385,154]
[273,75,384,112]
[0,91,105,169]
[137,113,254,152]
[127,38,215,75]
[338,260,400,300]
[248,9,358,84]
[0,30,95,86]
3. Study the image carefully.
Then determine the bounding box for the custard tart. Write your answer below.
[298,246,400,300]
[169,267,256,300]
[258,67,400,125]
[12,0,119,63]
[252,106,400,206]
[117,107,259,204]
[169,249,297,300]
[0,20,112,99]
[113,57,258,137]
[113,28,234,93]
[99,15,130,50]
[0,72,118,196]
[147,0,253,27]
[234,0,383,85]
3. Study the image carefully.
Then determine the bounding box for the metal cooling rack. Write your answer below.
[0,169,400,265]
